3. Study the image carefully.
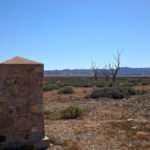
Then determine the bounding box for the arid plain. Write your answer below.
[43,77,150,150]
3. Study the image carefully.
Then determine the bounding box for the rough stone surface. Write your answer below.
[0,57,47,148]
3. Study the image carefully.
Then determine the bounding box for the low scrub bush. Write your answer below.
[141,81,150,86]
[90,87,138,99]
[44,110,61,120]
[61,105,82,119]
[58,86,74,94]
[63,140,81,150]
[43,84,59,91]
[135,89,147,95]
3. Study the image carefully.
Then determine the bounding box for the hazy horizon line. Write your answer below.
[45,67,150,71]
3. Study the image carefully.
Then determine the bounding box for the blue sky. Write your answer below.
[0,0,150,69]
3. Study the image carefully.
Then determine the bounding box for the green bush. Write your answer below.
[61,105,82,119]
[90,87,137,99]
[58,86,74,94]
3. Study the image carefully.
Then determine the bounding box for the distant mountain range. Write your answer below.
[45,67,150,77]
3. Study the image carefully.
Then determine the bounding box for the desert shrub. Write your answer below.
[44,77,110,88]
[123,87,137,95]
[58,86,74,94]
[90,87,124,99]
[90,87,137,99]
[141,82,149,86]
[140,80,150,86]
[135,89,147,95]
[119,81,135,87]
[63,140,81,150]
[95,81,106,87]
[43,84,59,91]
[128,78,141,86]
[61,105,82,119]
[44,109,61,120]
[49,135,64,146]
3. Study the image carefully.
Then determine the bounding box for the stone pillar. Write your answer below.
[0,57,49,149]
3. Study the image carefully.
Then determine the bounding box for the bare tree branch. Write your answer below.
[101,64,111,81]
[109,51,121,85]
[91,61,99,80]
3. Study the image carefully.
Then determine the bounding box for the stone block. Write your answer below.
[0,57,49,149]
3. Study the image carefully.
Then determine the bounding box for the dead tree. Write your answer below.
[101,65,111,81]
[109,51,121,85]
[91,62,99,80]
